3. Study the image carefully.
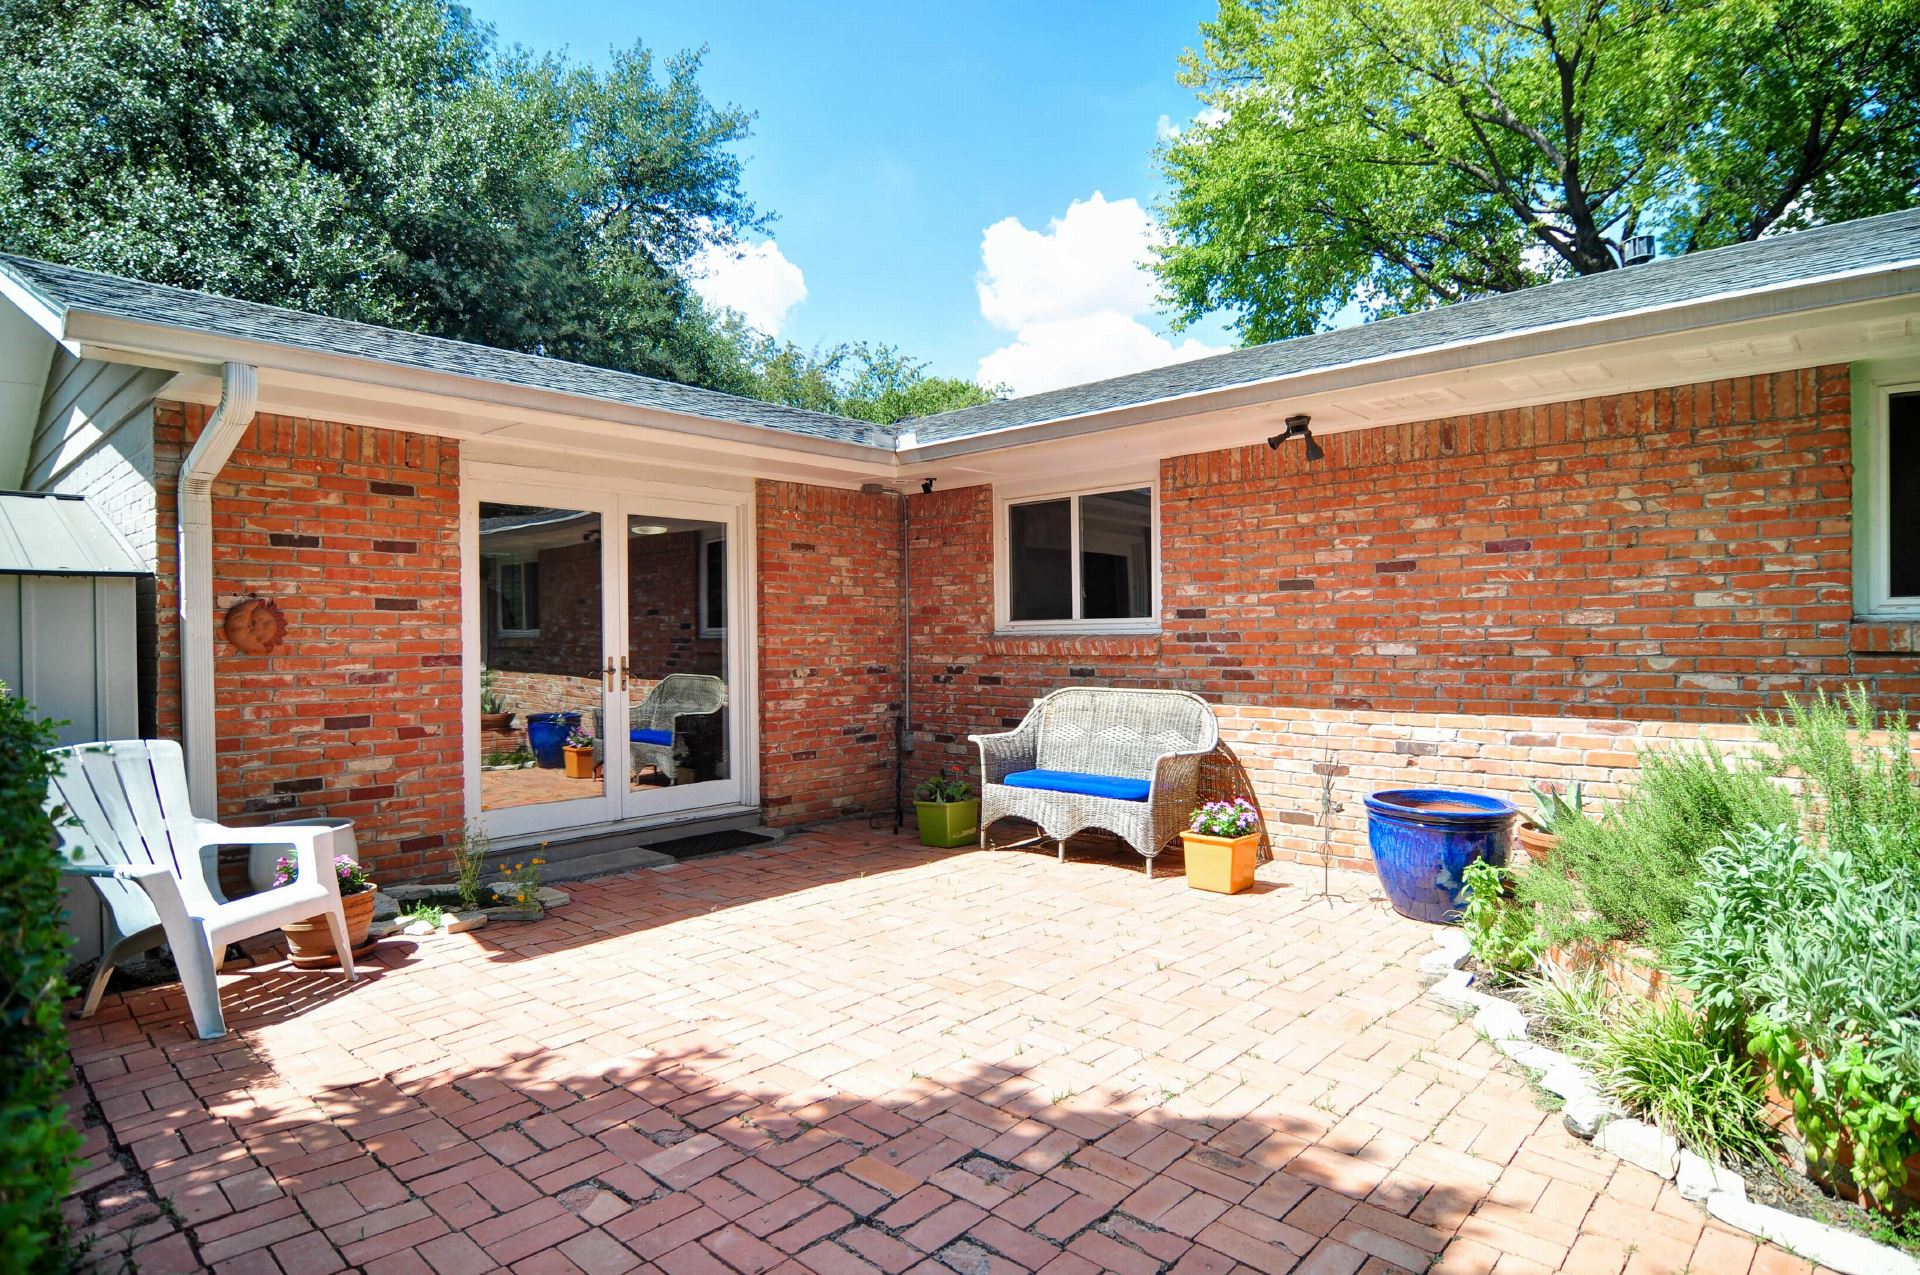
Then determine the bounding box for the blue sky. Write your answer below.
[468,0,1236,392]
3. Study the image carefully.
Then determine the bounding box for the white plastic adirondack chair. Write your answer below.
[46,740,357,1039]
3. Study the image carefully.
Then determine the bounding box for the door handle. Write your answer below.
[604,656,617,691]
[620,656,630,690]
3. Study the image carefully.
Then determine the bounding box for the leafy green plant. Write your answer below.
[1516,963,1612,1048]
[1515,738,1790,958]
[1526,780,1584,834]
[1585,996,1778,1169]
[1758,687,1920,874]
[400,903,444,929]
[450,821,488,911]
[479,665,505,715]
[1459,859,1542,980]
[1673,824,1920,1203]
[914,767,973,804]
[0,683,80,1270]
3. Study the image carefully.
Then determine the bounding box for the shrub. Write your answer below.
[1758,687,1920,874]
[1515,738,1790,958]
[1672,824,1920,1202]
[1583,995,1778,1169]
[0,684,80,1270]
[1459,859,1541,980]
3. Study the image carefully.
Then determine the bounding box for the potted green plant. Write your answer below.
[278,854,376,966]
[914,767,979,849]
[1517,780,1582,862]
[479,665,513,732]
[562,725,596,779]
[1180,799,1261,894]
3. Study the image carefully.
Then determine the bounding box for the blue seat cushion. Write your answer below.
[630,728,673,746]
[1001,769,1150,802]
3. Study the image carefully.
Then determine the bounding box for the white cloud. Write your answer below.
[977,311,1225,398]
[973,191,1229,396]
[689,238,807,335]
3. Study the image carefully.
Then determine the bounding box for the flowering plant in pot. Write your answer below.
[1181,799,1261,894]
[1517,780,1582,863]
[562,725,596,779]
[276,854,377,965]
[913,767,979,849]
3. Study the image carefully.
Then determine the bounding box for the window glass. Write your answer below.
[497,561,539,632]
[1891,393,1920,598]
[1079,487,1152,620]
[702,534,726,633]
[1008,499,1072,621]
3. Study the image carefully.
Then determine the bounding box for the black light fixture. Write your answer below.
[921,477,936,494]
[1268,414,1324,462]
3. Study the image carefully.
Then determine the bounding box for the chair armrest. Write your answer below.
[970,715,1039,784]
[60,861,170,881]
[193,823,345,903]
[1148,747,1213,801]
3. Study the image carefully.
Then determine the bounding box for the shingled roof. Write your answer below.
[904,206,1920,445]
[0,253,892,448]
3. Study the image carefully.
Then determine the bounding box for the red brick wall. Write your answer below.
[905,367,1920,865]
[628,530,724,678]
[154,402,463,880]
[756,481,902,825]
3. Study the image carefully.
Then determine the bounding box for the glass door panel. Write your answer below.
[620,508,733,818]
[476,500,615,834]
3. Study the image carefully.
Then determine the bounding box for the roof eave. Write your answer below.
[901,256,1920,462]
[56,308,899,466]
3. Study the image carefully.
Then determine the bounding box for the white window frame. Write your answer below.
[491,557,540,637]
[1852,358,1920,620]
[993,469,1160,635]
[698,529,726,638]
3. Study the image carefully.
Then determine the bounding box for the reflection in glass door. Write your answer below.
[619,511,731,818]
[476,501,614,831]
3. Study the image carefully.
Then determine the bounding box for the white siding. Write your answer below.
[25,353,170,567]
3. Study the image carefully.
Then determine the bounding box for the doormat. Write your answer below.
[644,828,781,861]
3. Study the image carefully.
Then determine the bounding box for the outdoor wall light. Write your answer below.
[1268,414,1324,462]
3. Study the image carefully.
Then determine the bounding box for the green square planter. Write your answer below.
[914,798,980,849]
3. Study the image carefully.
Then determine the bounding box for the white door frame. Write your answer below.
[460,460,760,845]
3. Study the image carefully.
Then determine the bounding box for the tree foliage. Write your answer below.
[0,684,76,1271]
[717,324,999,424]
[1157,0,1920,343]
[0,0,763,385]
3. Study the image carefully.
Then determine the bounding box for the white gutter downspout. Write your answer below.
[177,362,258,814]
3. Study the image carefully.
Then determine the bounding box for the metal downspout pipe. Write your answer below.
[177,362,258,813]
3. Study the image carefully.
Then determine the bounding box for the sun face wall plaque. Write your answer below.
[223,596,288,655]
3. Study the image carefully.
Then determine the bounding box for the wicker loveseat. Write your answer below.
[593,673,726,784]
[971,687,1220,878]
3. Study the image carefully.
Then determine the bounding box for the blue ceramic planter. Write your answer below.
[1364,788,1516,924]
[525,711,582,769]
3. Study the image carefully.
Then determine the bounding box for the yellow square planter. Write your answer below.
[1181,831,1258,894]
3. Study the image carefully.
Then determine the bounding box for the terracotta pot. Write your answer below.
[480,710,514,732]
[1181,831,1258,894]
[1515,819,1558,865]
[563,745,596,779]
[283,887,377,967]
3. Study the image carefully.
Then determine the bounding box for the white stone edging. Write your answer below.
[1420,935,1920,1275]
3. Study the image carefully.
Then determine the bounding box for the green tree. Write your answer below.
[1157,0,1920,343]
[719,324,999,424]
[0,0,762,384]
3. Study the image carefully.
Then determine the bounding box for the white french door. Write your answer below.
[463,469,751,843]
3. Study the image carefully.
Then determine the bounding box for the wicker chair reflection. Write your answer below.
[594,673,726,784]
[970,687,1219,879]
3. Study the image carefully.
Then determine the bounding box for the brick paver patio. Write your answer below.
[63,825,1830,1274]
